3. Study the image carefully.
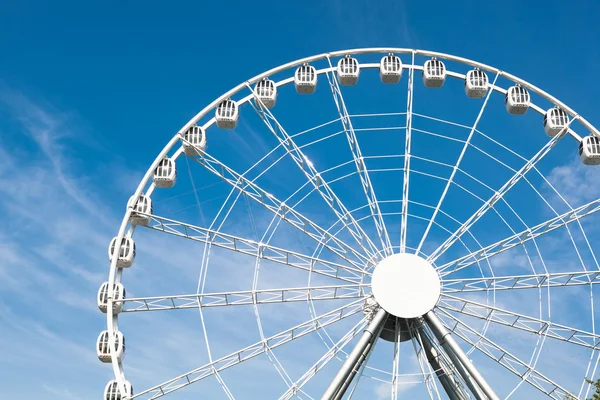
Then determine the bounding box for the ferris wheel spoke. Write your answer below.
[436,307,575,399]
[427,117,579,264]
[191,149,372,271]
[437,198,600,277]
[324,57,393,255]
[277,317,367,400]
[400,53,415,253]
[247,88,381,259]
[439,294,600,350]
[131,299,365,399]
[118,284,369,312]
[139,212,367,283]
[416,73,499,255]
[442,270,600,293]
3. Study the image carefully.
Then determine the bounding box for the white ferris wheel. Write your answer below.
[98,48,600,400]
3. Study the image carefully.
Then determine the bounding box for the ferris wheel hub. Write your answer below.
[371,253,441,319]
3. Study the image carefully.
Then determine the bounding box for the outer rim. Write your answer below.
[105,47,600,397]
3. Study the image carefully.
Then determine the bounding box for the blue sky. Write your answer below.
[2,0,600,399]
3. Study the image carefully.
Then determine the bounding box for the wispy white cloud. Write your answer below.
[0,87,373,399]
[546,156,600,207]
[0,87,166,398]
[42,384,82,400]
[0,87,113,220]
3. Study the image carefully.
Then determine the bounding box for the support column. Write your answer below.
[321,307,387,400]
[425,311,499,400]
[331,340,373,400]
[417,326,463,400]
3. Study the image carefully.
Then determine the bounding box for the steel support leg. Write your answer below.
[321,307,387,400]
[425,311,499,400]
[331,340,373,400]
[417,325,463,400]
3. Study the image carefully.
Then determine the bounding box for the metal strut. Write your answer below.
[424,311,499,400]
[321,307,388,400]
[416,323,465,400]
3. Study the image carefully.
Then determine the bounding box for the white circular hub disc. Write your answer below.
[371,253,441,319]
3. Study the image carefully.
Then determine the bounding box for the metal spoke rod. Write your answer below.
[321,307,388,400]
[424,311,499,400]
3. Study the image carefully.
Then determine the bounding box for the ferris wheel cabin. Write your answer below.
[108,237,136,268]
[543,107,570,137]
[580,136,600,165]
[422,58,446,88]
[464,69,489,98]
[128,194,152,226]
[379,54,402,84]
[97,330,125,363]
[104,380,133,400]
[215,99,239,129]
[254,78,277,109]
[337,55,360,86]
[97,282,126,314]
[182,125,206,156]
[294,64,317,94]
[505,85,530,115]
[153,157,177,188]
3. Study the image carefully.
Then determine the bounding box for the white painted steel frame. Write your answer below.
[119,284,368,312]
[437,307,576,399]
[324,55,393,255]
[426,119,577,264]
[416,72,500,256]
[105,48,600,399]
[132,299,365,399]
[191,149,372,271]
[443,270,600,292]
[425,311,500,400]
[141,212,366,283]
[247,84,381,260]
[439,294,600,350]
[400,51,415,254]
[438,197,600,277]
[278,318,368,400]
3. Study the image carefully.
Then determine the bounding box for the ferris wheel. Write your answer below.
[98,48,600,400]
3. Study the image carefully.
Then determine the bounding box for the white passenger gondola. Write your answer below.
[153,157,177,188]
[97,330,125,363]
[579,135,600,165]
[464,69,489,98]
[104,380,133,400]
[254,78,277,108]
[379,54,402,84]
[543,107,570,137]
[337,55,360,86]
[181,125,206,156]
[422,58,446,88]
[97,282,126,314]
[127,194,152,226]
[294,64,317,94]
[108,236,136,268]
[505,84,530,115]
[215,99,239,129]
